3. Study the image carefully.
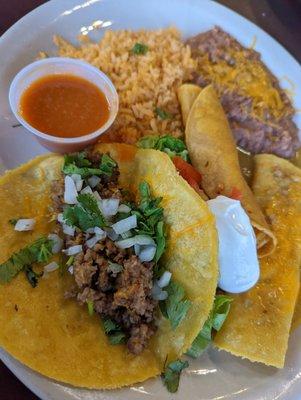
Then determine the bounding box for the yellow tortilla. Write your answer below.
[0,144,218,388]
[179,84,276,257]
[214,154,301,368]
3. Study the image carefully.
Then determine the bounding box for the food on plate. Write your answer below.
[53,28,196,143]
[0,144,219,389]
[20,74,110,138]
[214,154,301,368]
[178,84,276,256]
[186,27,300,158]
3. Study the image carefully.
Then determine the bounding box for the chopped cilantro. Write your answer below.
[102,318,126,345]
[25,266,42,288]
[161,359,189,393]
[66,256,74,267]
[0,237,53,285]
[186,295,232,358]
[9,218,18,226]
[137,135,189,161]
[62,152,117,178]
[159,280,191,330]
[63,193,105,231]
[99,154,117,176]
[87,300,94,316]
[155,107,172,120]
[131,42,149,55]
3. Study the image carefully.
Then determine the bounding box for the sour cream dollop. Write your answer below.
[207,195,259,293]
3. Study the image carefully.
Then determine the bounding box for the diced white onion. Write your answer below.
[14,218,35,231]
[99,198,120,217]
[88,175,101,188]
[152,282,168,301]
[80,185,93,195]
[57,213,65,223]
[86,235,101,248]
[48,233,63,254]
[63,245,82,256]
[64,176,78,204]
[68,265,74,275]
[105,228,119,241]
[157,271,172,288]
[93,191,101,201]
[138,245,156,262]
[134,244,140,255]
[117,204,131,213]
[94,227,106,238]
[71,174,83,191]
[116,234,155,249]
[112,215,137,235]
[63,224,75,236]
[44,261,59,273]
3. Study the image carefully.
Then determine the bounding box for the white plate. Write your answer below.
[0,1,301,399]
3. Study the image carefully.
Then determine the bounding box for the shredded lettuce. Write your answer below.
[137,135,189,161]
[186,295,232,358]
[161,359,189,393]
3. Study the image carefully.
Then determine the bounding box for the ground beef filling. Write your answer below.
[53,152,157,355]
[186,27,300,159]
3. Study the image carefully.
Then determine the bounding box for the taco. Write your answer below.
[178,84,276,257]
[214,154,301,368]
[0,143,218,389]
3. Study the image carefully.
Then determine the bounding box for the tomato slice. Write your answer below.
[229,186,243,201]
[172,156,202,184]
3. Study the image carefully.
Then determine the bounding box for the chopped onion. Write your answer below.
[134,244,140,255]
[88,175,101,188]
[93,191,101,201]
[68,265,74,275]
[80,185,93,195]
[139,245,156,262]
[152,282,168,301]
[48,233,63,254]
[44,261,59,273]
[118,204,131,213]
[63,245,82,256]
[157,271,172,288]
[116,234,155,249]
[85,227,95,234]
[71,174,83,191]
[105,228,119,241]
[86,235,101,248]
[64,176,78,204]
[57,213,65,223]
[94,227,106,238]
[63,224,75,236]
[99,198,120,217]
[14,218,35,231]
[112,215,137,235]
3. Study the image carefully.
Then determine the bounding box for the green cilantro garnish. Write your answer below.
[0,237,53,285]
[25,266,43,288]
[186,295,232,358]
[131,42,149,55]
[9,218,18,226]
[63,193,105,231]
[98,154,117,176]
[87,300,94,316]
[103,318,126,345]
[161,359,189,393]
[66,256,74,267]
[137,135,189,161]
[62,152,117,178]
[155,107,173,120]
[159,280,191,330]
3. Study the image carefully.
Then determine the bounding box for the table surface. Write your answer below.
[0,0,301,399]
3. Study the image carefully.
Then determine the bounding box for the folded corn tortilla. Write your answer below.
[214,154,301,368]
[0,144,218,388]
[178,83,276,257]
